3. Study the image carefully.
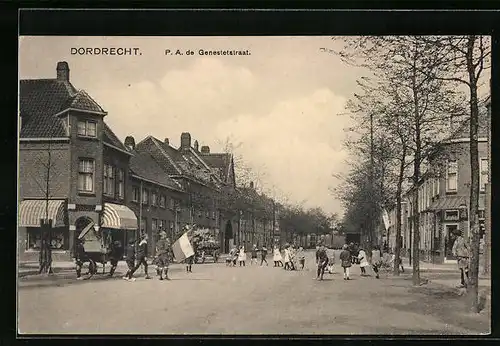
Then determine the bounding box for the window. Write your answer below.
[169,197,175,210]
[159,195,166,208]
[142,189,149,204]
[77,120,97,137]
[132,186,140,202]
[117,169,124,199]
[103,164,115,196]
[140,218,147,234]
[78,159,94,193]
[151,191,158,206]
[479,210,485,220]
[447,160,458,192]
[480,158,488,191]
[444,210,459,221]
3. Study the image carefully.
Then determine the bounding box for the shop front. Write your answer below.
[18,199,69,261]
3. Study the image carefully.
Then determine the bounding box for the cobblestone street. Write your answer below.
[18,251,490,335]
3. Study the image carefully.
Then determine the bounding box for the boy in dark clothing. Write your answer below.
[75,238,86,280]
[250,245,258,265]
[340,244,352,280]
[316,245,329,280]
[127,234,151,280]
[108,240,123,277]
[260,245,268,266]
[123,238,137,281]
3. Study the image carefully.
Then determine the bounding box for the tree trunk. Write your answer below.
[394,147,407,275]
[465,35,480,313]
[411,45,422,286]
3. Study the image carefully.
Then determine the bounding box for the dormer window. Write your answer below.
[77,120,97,137]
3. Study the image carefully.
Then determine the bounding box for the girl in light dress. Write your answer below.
[273,245,283,267]
[283,245,291,270]
[357,248,369,276]
[238,245,247,267]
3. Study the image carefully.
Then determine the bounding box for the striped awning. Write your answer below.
[18,199,66,227]
[101,203,137,230]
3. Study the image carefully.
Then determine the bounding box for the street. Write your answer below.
[18,251,490,335]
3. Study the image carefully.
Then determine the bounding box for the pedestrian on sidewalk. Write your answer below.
[238,245,247,266]
[452,230,470,288]
[38,237,53,275]
[357,248,369,276]
[340,244,352,280]
[315,244,329,280]
[260,245,269,266]
[250,245,258,265]
[273,245,283,267]
[123,238,137,281]
[371,245,382,279]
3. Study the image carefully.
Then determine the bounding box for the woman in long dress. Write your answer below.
[273,245,283,267]
[238,245,247,267]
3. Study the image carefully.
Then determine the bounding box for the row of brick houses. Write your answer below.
[17,61,281,261]
[384,101,490,264]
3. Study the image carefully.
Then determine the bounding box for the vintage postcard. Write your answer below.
[17,35,491,335]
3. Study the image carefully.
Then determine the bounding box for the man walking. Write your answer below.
[155,231,173,280]
[260,245,269,266]
[452,230,470,288]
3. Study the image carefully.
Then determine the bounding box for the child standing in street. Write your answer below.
[250,245,258,265]
[340,244,352,280]
[238,245,247,266]
[273,245,283,267]
[297,247,305,270]
[371,245,382,279]
[357,248,369,276]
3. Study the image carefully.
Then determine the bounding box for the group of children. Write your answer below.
[224,244,306,271]
[315,243,403,281]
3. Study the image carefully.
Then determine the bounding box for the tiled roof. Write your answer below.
[103,122,128,151]
[20,79,76,138]
[65,90,105,114]
[201,153,231,181]
[129,150,184,192]
[20,78,106,138]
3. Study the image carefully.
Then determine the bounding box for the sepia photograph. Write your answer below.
[17,35,491,335]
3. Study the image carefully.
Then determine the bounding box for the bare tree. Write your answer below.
[415,35,491,312]
[329,36,465,285]
[30,141,58,274]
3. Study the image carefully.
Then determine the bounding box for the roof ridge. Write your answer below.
[150,137,183,174]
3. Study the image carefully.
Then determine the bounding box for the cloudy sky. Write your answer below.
[19,36,369,216]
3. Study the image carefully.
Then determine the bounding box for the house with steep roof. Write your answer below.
[401,105,489,264]
[123,136,188,255]
[18,61,138,261]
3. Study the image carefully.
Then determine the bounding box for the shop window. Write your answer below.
[27,228,68,251]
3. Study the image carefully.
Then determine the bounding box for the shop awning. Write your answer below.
[429,195,486,211]
[18,199,66,227]
[101,203,137,230]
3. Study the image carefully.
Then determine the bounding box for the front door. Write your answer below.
[444,224,459,260]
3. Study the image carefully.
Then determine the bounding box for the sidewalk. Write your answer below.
[399,257,491,299]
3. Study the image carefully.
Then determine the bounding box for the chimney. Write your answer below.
[124,136,135,151]
[56,61,70,81]
[250,181,254,189]
[194,140,199,151]
[164,138,169,145]
[200,146,210,154]
[180,132,191,151]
